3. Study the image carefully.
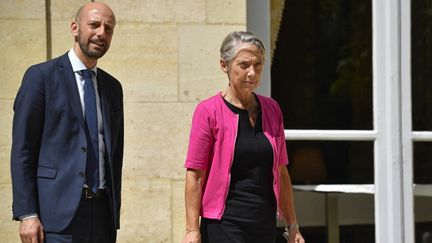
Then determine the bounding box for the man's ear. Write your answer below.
[70,21,79,38]
[220,59,228,73]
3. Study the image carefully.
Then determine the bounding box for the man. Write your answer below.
[11,2,123,242]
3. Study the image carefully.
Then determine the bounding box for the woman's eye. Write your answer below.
[239,63,248,69]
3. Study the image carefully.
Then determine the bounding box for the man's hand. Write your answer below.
[19,217,44,243]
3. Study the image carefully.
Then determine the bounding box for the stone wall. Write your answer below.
[0,0,245,242]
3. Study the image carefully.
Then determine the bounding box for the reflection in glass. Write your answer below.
[286,141,373,185]
[412,1,432,131]
[271,0,372,130]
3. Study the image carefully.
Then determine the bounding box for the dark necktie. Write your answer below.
[82,69,99,193]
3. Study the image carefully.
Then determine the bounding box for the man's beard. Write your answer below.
[76,34,108,59]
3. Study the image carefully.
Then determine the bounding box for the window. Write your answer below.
[270,1,375,241]
[247,0,432,242]
[412,1,432,241]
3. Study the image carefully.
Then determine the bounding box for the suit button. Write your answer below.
[78,172,85,178]
[81,147,87,153]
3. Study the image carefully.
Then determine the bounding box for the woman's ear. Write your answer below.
[220,59,228,73]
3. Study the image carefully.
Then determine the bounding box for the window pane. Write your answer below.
[414,142,432,184]
[412,1,432,131]
[412,1,432,238]
[271,0,372,130]
[287,141,373,184]
[415,198,432,243]
[413,144,432,242]
[276,225,375,243]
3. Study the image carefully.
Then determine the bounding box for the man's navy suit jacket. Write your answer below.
[11,53,124,232]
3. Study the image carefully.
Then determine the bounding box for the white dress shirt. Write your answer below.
[68,49,107,189]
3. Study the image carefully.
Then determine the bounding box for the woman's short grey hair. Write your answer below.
[220,31,265,65]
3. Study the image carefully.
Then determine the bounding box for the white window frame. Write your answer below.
[247,0,415,242]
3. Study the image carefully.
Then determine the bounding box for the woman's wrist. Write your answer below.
[282,223,300,240]
[185,228,200,234]
[285,223,299,231]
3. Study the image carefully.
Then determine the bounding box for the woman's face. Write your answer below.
[221,44,264,93]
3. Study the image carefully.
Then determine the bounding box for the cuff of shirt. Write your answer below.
[18,214,38,221]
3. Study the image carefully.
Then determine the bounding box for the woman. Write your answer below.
[182,31,305,243]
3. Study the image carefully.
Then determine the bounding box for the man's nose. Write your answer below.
[96,26,106,37]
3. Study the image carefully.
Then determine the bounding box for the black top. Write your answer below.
[222,96,276,222]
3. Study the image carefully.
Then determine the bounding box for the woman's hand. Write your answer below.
[279,166,305,243]
[287,228,305,243]
[184,169,205,243]
[182,229,201,243]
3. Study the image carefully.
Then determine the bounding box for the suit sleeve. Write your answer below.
[113,82,124,229]
[10,65,45,220]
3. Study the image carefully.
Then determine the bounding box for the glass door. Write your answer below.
[411,1,432,242]
[246,0,431,242]
[270,1,375,242]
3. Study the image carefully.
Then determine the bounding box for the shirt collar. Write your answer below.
[68,48,98,76]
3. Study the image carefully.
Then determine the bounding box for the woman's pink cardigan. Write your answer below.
[185,92,289,220]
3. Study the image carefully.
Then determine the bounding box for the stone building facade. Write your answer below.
[0,0,245,242]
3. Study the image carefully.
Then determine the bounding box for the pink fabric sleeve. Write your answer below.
[184,103,214,170]
[276,102,289,166]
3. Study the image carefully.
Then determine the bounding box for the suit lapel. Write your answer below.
[97,71,113,159]
[59,54,86,131]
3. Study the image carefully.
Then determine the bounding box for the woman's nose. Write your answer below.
[247,66,255,77]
